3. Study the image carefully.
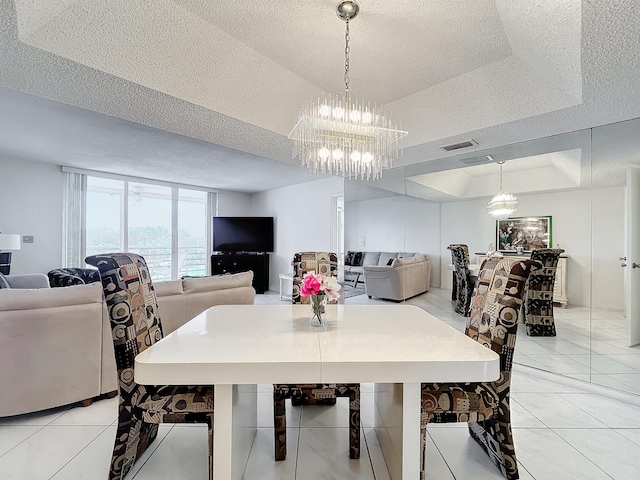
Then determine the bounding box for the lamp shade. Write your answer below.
[0,234,21,250]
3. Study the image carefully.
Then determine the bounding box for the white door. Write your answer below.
[626,167,640,346]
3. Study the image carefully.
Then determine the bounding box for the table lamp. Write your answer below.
[0,233,21,275]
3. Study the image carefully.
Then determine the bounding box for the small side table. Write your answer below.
[278,273,293,301]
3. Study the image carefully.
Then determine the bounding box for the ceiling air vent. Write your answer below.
[439,139,477,152]
[460,155,493,166]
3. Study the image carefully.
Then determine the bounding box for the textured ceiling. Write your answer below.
[1,0,640,192]
[406,149,583,201]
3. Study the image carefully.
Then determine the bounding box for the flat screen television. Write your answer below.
[213,216,274,253]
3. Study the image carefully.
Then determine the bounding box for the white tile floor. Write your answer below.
[2,291,640,479]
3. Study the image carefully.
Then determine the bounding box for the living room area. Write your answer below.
[2,1,640,479]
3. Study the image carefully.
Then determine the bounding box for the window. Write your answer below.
[127,182,172,280]
[65,170,215,281]
[178,189,208,277]
[86,176,124,255]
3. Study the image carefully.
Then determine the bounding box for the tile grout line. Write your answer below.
[517,428,616,480]
[361,427,374,479]
[0,423,47,459]
[48,424,112,479]
[130,424,176,479]
[425,430,456,479]
[294,402,302,480]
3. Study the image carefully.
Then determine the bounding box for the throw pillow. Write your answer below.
[362,251,381,266]
[386,258,394,266]
[0,272,9,289]
[352,251,363,266]
[378,252,398,266]
[345,252,355,266]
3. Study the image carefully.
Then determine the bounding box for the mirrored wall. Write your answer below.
[343,116,640,396]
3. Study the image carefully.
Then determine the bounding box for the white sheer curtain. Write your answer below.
[63,171,85,268]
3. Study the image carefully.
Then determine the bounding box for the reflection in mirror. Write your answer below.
[590,117,640,395]
[342,119,640,397]
[402,129,599,385]
[343,167,408,304]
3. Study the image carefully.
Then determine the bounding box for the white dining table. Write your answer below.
[134,304,499,480]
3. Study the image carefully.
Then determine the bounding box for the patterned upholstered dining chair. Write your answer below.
[523,248,565,336]
[85,253,215,480]
[420,256,540,480]
[273,251,360,461]
[448,244,474,316]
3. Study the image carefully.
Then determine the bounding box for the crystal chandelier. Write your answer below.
[288,1,408,181]
[487,161,518,219]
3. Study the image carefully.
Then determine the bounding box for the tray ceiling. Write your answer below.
[1,0,640,192]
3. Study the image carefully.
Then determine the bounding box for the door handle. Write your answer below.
[633,263,640,269]
[622,263,627,267]
[620,256,627,261]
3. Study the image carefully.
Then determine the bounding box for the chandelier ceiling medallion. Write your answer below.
[288,1,408,181]
[487,160,518,220]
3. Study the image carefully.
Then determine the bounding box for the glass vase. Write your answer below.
[309,293,327,327]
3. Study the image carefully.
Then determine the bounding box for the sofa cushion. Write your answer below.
[391,256,416,267]
[378,252,398,266]
[183,271,254,294]
[352,251,364,266]
[0,282,102,311]
[0,273,9,289]
[4,273,50,289]
[362,265,393,277]
[397,252,416,258]
[362,252,381,266]
[154,279,184,297]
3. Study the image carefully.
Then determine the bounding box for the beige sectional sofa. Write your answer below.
[0,271,255,417]
[345,251,431,301]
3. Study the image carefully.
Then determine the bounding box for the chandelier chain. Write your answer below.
[344,18,350,97]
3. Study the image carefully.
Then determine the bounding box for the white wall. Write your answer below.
[345,196,406,252]
[0,157,64,275]
[405,196,442,287]
[250,176,344,290]
[217,190,251,216]
[345,195,442,287]
[592,186,625,310]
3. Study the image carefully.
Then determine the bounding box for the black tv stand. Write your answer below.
[211,253,269,294]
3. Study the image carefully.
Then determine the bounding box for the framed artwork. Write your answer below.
[496,216,552,252]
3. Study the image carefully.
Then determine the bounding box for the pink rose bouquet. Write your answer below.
[300,272,341,300]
